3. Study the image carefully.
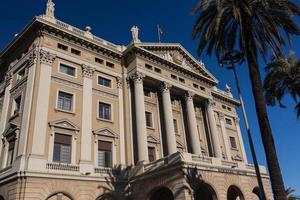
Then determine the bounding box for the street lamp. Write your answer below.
[219,50,267,200]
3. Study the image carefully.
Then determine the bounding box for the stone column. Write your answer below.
[219,112,232,161]
[206,100,222,158]
[16,50,37,170]
[235,117,248,163]
[160,82,177,155]
[0,72,12,164]
[28,50,56,171]
[185,91,202,155]
[131,72,148,162]
[79,64,95,172]
[117,77,126,166]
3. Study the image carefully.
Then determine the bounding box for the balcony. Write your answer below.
[46,162,79,172]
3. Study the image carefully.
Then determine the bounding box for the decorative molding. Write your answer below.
[93,128,119,139]
[92,89,118,100]
[27,48,38,67]
[51,76,83,90]
[147,135,160,144]
[49,119,80,131]
[219,112,225,121]
[116,77,123,89]
[206,99,216,108]
[130,71,145,84]
[185,91,195,101]
[10,79,27,97]
[160,81,172,93]
[40,50,56,65]
[81,64,95,78]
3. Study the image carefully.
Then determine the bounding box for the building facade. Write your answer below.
[0,1,272,200]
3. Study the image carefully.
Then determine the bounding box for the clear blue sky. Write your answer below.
[1,0,299,194]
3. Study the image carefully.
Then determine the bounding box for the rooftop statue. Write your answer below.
[46,0,55,18]
[131,26,141,43]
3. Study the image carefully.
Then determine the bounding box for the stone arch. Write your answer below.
[195,182,218,200]
[96,193,116,200]
[227,185,245,200]
[252,187,261,200]
[46,192,74,200]
[149,187,174,200]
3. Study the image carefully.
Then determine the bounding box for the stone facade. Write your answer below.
[0,1,272,200]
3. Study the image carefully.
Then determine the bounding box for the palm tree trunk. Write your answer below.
[246,52,287,200]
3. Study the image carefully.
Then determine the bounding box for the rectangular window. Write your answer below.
[179,77,185,83]
[17,68,26,81]
[227,107,232,111]
[144,89,151,97]
[200,86,206,91]
[53,134,71,163]
[6,140,15,166]
[99,102,111,120]
[59,64,76,77]
[145,64,153,70]
[13,96,22,115]
[98,141,112,167]
[229,136,237,149]
[98,76,112,88]
[145,112,153,128]
[193,83,199,89]
[71,48,81,56]
[57,91,73,112]
[148,147,156,162]
[225,118,233,125]
[95,57,104,64]
[222,105,227,109]
[154,68,161,74]
[173,119,178,133]
[57,43,68,51]
[171,74,177,80]
[106,62,114,68]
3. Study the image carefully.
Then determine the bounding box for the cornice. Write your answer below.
[212,91,240,107]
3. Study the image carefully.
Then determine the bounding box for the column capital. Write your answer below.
[27,49,38,66]
[116,77,123,88]
[185,91,195,101]
[40,50,56,65]
[206,99,216,108]
[218,112,225,121]
[81,64,95,78]
[4,72,12,87]
[160,81,172,93]
[131,71,145,84]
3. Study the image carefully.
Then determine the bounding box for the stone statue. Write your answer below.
[131,26,140,43]
[46,0,55,18]
[225,84,231,93]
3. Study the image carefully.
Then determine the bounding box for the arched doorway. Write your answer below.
[96,193,115,200]
[227,186,245,200]
[195,183,217,200]
[252,187,261,200]
[46,192,73,200]
[150,187,174,200]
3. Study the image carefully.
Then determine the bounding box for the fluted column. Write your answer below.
[219,112,232,161]
[235,117,248,163]
[117,77,126,166]
[185,91,202,155]
[160,82,177,155]
[206,100,222,158]
[79,64,95,171]
[131,72,148,162]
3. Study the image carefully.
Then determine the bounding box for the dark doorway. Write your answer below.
[195,183,218,200]
[150,187,174,200]
[227,185,245,200]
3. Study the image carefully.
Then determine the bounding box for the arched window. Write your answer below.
[46,192,73,200]
[195,183,218,200]
[227,185,245,200]
[149,187,174,200]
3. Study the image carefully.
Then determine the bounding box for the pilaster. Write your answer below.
[219,112,232,161]
[117,76,126,166]
[234,117,248,163]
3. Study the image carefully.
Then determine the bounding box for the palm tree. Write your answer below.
[192,0,300,199]
[286,187,297,200]
[264,53,300,117]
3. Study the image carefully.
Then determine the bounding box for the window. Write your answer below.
[57,43,68,51]
[229,136,237,149]
[98,76,112,88]
[225,118,233,125]
[193,83,199,89]
[95,57,104,64]
[17,68,26,81]
[145,64,153,70]
[148,147,156,162]
[59,64,76,77]
[106,62,114,68]
[171,74,177,80]
[144,89,151,97]
[145,112,153,128]
[57,91,73,112]
[71,48,81,56]
[179,77,185,83]
[53,133,71,163]
[222,105,227,109]
[227,107,232,111]
[200,86,206,91]
[98,141,112,167]
[99,102,111,120]
[6,140,15,166]
[13,96,22,115]
[154,68,161,74]
[173,119,178,133]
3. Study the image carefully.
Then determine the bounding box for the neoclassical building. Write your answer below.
[0,1,273,200]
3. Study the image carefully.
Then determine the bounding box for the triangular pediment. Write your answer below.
[136,43,218,83]
[147,135,160,144]
[93,128,119,138]
[49,119,80,131]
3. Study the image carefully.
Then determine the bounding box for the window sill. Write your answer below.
[55,108,76,115]
[97,118,114,124]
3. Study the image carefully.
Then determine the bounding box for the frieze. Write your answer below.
[92,88,118,100]
[51,76,83,90]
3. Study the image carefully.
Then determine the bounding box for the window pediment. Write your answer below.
[147,135,160,144]
[93,128,119,138]
[232,155,242,161]
[2,123,19,141]
[49,119,80,131]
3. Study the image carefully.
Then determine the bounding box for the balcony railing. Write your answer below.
[46,163,79,172]
[94,167,121,175]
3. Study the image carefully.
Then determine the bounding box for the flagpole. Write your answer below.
[157,24,161,43]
